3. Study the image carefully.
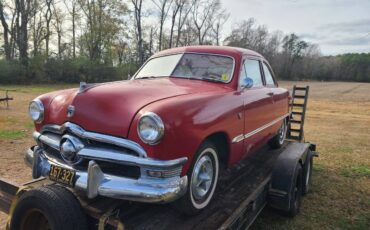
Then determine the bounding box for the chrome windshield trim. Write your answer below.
[41,122,147,158]
[133,52,236,84]
[232,113,290,143]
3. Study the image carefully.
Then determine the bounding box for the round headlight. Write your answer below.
[29,99,44,123]
[137,112,164,145]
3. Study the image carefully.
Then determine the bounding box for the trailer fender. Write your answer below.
[267,142,311,211]
[5,186,30,230]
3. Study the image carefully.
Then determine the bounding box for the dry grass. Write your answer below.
[0,81,369,229]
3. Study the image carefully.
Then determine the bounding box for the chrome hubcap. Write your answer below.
[279,121,286,144]
[191,155,214,200]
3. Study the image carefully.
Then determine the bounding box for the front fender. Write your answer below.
[128,90,244,175]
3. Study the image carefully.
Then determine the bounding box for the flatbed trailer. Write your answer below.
[0,141,317,230]
[1,85,316,229]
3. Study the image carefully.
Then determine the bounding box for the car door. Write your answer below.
[241,58,274,156]
[261,61,288,135]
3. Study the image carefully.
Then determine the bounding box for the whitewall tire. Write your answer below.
[173,141,219,215]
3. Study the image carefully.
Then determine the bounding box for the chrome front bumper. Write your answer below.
[25,125,188,203]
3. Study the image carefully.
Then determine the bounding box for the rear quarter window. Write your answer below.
[262,63,276,86]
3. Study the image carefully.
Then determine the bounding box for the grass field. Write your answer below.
[0,81,369,229]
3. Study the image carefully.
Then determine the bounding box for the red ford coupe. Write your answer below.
[26,46,289,215]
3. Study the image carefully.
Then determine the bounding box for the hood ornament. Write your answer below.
[79,81,98,93]
[67,105,75,118]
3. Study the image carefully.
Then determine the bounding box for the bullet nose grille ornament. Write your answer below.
[61,140,76,160]
[67,105,75,118]
[60,135,84,165]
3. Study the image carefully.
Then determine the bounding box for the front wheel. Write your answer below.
[173,141,219,216]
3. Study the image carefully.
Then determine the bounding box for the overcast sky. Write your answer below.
[220,0,370,55]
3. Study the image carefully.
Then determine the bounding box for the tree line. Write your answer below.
[0,0,369,84]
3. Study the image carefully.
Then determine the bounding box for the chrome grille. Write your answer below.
[38,122,147,158]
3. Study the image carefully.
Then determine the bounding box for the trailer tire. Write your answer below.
[284,164,303,217]
[302,151,313,195]
[10,185,87,230]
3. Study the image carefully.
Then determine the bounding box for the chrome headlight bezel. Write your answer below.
[29,99,44,123]
[137,112,164,145]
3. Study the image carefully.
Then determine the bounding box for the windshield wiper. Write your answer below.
[201,77,221,83]
[137,76,157,79]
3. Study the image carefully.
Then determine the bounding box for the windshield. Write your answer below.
[135,53,234,83]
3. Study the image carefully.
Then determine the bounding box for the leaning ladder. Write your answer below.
[287,85,309,142]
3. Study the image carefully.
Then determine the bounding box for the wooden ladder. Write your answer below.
[287,85,309,142]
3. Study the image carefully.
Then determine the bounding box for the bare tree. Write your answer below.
[175,0,191,47]
[130,0,144,64]
[0,0,11,60]
[192,0,219,45]
[211,9,229,45]
[149,26,154,55]
[224,18,256,48]
[15,0,33,63]
[53,1,65,58]
[151,0,172,51]
[64,0,79,58]
[79,0,104,61]
[168,0,183,48]
[30,2,44,57]
[44,0,52,57]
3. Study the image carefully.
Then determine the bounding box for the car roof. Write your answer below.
[152,45,263,59]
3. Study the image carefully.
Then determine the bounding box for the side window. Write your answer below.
[244,59,263,87]
[262,63,275,86]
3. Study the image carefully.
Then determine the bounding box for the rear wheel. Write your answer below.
[302,151,313,195]
[284,164,303,217]
[269,119,287,149]
[174,141,219,215]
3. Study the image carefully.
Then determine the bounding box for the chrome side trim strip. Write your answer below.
[232,113,290,143]
[41,122,147,158]
[231,134,244,143]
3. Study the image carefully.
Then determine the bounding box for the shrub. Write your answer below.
[0,60,27,84]
[0,57,139,85]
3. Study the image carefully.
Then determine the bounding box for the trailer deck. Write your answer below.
[0,141,316,230]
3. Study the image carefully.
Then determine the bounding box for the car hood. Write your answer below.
[45,77,230,138]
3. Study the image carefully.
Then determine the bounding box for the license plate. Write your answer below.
[49,165,76,187]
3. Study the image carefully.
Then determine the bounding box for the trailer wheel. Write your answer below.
[302,151,313,195]
[284,164,303,217]
[10,185,87,230]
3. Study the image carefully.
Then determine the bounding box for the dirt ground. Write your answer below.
[0,81,369,229]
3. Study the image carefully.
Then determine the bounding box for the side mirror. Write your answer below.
[241,77,254,89]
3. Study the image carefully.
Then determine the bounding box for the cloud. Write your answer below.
[299,33,327,41]
[318,19,370,33]
[324,35,370,46]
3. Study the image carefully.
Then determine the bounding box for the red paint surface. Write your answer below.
[34,46,289,176]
